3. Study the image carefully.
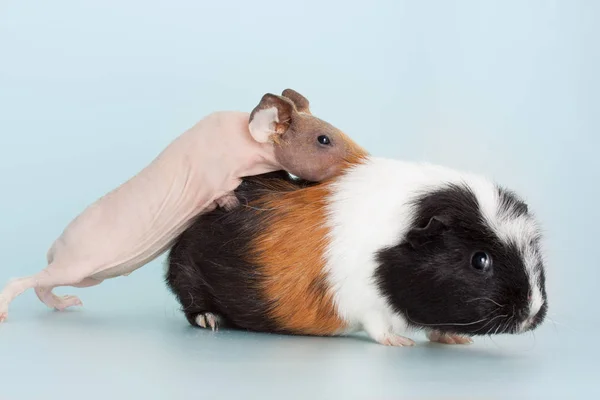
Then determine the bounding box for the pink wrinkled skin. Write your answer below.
[0,111,279,321]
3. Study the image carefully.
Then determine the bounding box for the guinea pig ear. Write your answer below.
[281,89,311,114]
[405,216,449,248]
[248,93,296,143]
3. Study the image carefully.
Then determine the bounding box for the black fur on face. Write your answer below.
[375,184,547,336]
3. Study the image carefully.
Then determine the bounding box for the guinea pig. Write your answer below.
[165,157,548,346]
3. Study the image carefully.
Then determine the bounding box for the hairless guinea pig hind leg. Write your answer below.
[0,264,101,321]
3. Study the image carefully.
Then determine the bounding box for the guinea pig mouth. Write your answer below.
[403,299,546,336]
[518,318,536,333]
[420,309,544,336]
[517,305,547,333]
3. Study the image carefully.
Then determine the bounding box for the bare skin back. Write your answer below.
[53,111,277,280]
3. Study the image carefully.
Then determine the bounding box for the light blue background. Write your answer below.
[0,1,598,399]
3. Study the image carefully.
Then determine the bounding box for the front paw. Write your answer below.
[427,330,473,345]
[216,193,240,211]
[377,333,415,347]
[363,313,415,347]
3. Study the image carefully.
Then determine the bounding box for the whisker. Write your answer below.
[507,305,516,334]
[546,317,568,327]
[466,297,505,308]
[405,311,494,327]
[472,313,510,334]
[241,204,281,212]
[504,315,515,334]
[550,318,559,335]
[186,290,196,309]
[484,311,511,336]
[522,330,537,352]
[545,316,578,333]
[488,335,502,349]
[493,322,502,335]
[498,316,509,335]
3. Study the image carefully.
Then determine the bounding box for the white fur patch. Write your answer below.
[248,107,279,143]
[467,179,545,320]
[322,158,472,336]
[322,157,544,339]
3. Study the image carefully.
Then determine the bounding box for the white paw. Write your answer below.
[195,312,221,331]
[378,333,415,347]
[362,312,414,347]
[216,194,240,211]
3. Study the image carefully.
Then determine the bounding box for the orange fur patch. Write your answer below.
[247,160,365,335]
[340,131,368,166]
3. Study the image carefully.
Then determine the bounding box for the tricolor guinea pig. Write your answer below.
[166,157,548,346]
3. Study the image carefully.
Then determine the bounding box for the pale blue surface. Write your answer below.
[0,1,598,399]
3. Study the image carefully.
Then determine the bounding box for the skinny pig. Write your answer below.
[0,89,367,322]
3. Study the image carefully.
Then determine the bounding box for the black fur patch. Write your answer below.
[497,186,529,219]
[165,171,314,332]
[375,183,546,336]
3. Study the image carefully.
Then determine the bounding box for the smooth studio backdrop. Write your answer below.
[0,1,598,399]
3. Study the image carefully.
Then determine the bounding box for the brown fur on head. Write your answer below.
[249,89,368,182]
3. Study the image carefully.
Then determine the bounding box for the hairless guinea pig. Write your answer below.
[166,158,548,346]
[0,89,367,322]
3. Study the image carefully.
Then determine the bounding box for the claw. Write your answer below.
[194,312,221,331]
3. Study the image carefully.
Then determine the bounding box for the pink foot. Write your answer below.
[35,286,83,311]
[0,296,8,322]
[378,333,415,347]
[49,295,83,311]
[427,330,473,345]
[216,193,240,211]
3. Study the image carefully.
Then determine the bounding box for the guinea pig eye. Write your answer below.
[471,251,492,271]
[317,135,331,145]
